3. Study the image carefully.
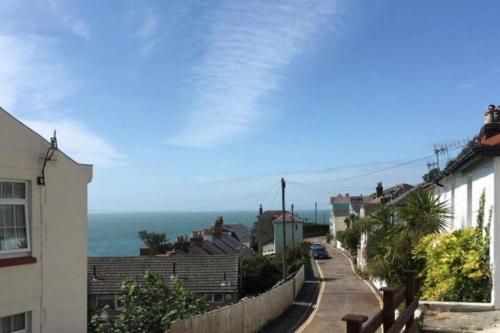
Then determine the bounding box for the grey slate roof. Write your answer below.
[88,254,239,295]
[224,223,250,243]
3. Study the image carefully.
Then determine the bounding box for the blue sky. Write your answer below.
[1,0,499,211]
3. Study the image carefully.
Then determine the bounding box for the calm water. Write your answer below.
[88,210,329,256]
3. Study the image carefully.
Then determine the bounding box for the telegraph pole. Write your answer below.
[315,202,318,224]
[281,178,287,281]
[291,204,295,248]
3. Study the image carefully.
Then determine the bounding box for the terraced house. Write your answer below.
[0,108,92,332]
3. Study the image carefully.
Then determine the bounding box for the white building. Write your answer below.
[435,108,500,307]
[0,108,92,332]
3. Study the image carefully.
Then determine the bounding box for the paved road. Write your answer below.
[299,241,381,333]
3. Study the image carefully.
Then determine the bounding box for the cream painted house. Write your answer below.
[434,111,500,308]
[0,108,92,332]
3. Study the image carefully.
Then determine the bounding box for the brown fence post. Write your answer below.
[404,270,416,332]
[380,287,397,332]
[342,314,368,333]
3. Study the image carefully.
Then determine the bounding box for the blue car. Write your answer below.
[311,245,329,259]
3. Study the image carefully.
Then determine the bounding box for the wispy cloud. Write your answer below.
[0,35,74,116]
[24,119,124,167]
[169,0,341,147]
[0,9,121,168]
[130,4,162,57]
[46,0,91,40]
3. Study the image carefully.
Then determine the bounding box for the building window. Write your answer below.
[0,181,30,253]
[96,295,117,311]
[205,293,224,303]
[0,312,29,333]
[295,224,298,231]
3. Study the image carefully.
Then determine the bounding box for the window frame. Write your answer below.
[0,180,31,255]
[0,312,28,333]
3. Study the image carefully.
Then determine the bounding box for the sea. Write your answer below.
[88,210,330,256]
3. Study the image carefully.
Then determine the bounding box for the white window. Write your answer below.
[0,312,29,333]
[0,181,30,254]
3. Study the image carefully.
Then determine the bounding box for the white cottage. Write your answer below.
[0,108,92,332]
[435,105,500,307]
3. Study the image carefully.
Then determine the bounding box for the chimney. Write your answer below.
[259,204,263,215]
[376,182,383,198]
[480,104,500,146]
[484,105,496,124]
[191,231,204,246]
[174,235,189,253]
[213,216,224,238]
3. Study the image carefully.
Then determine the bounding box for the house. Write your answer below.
[272,212,304,255]
[172,216,252,258]
[330,183,415,237]
[434,104,500,308]
[254,206,304,255]
[88,254,240,318]
[0,107,92,332]
[329,194,363,236]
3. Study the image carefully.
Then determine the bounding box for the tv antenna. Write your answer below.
[432,137,470,170]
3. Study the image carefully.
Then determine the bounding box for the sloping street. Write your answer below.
[298,241,381,333]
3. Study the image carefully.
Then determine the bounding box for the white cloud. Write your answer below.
[0,35,74,116]
[131,5,162,57]
[24,119,124,167]
[168,0,341,147]
[46,0,91,40]
[0,16,121,169]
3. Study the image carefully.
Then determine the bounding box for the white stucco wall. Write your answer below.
[273,222,303,255]
[436,157,498,307]
[0,109,92,332]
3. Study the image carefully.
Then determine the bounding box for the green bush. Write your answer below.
[303,223,329,237]
[414,227,491,302]
[241,255,281,296]
[413,190,492,302]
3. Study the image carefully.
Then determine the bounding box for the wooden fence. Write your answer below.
[168,265,305,333]
[342,270,418,333]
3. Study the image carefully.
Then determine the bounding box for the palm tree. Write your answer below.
[366,190,449,286]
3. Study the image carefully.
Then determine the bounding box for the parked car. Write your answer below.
[311,245,329,259]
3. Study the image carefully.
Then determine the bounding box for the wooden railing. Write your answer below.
[341,270,418,333]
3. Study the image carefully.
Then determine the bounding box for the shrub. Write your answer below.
[241,255,281,296]
[413,190,492,302]
[414,227,491,302]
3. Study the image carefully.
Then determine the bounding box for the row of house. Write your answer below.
[330,105,500,308]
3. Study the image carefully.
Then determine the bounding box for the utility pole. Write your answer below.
[291,204,295,248]
[281,178,287,281]
[315,202,318,224]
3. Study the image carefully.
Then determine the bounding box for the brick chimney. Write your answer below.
[191,231,204,246]
[376,182,383,198]
[213,216,224,238]
[174,235,189,253]
[481,104,500,146]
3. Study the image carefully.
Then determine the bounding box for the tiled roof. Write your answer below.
[224,223,250,243]
[272,212,304,223]
[88,254,239,295]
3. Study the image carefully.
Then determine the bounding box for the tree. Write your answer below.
[138,230,172,255]
[365,191,449,286]
[89,271,207,333]
[241,255,281,296]
[414,191,492,302]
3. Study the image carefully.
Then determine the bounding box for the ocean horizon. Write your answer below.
[88,210,330,256]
